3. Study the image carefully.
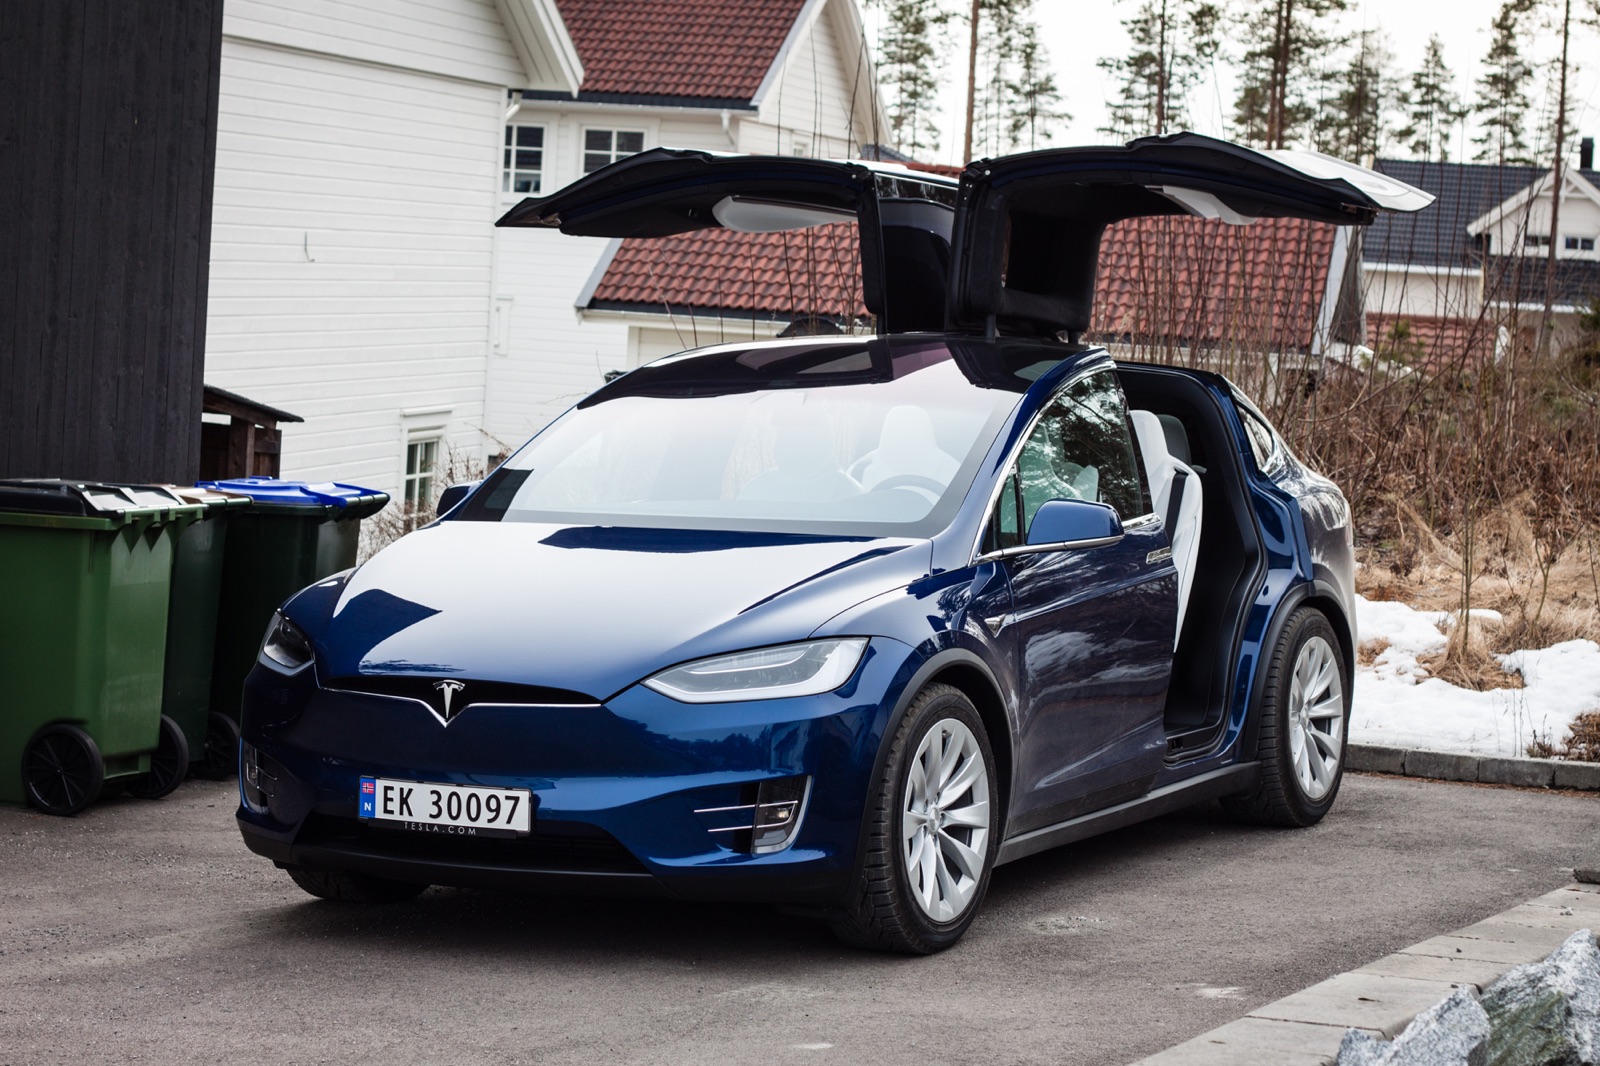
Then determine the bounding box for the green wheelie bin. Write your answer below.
[198,478,388,738]
[0,481,205,815]
[156,486,252,780]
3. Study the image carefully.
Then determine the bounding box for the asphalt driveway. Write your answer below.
[2,773,1595,1066]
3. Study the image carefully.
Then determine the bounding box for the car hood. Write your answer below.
[302,522,931,699]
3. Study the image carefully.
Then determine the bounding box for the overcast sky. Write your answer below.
[863,0,1600,166]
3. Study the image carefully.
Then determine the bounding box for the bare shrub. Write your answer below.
[359,445,492,562]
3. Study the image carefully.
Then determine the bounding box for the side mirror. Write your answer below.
[1025,498,1124,550]
[436,481,480,517]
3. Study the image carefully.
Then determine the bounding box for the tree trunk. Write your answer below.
[964,0,981,163]
[1155,0,1169,134]
[1538,0,1571,357]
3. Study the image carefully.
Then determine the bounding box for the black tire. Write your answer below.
[285,865,429,904]
[193,712,239,781]
[124,715,191,800]
[830,683,999,954]
[23,724,105,816]
[1222,606,1352,827]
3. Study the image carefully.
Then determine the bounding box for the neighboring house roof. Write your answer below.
[1364,312,1498,367]
[1091,216,1343,355]
[545,0,809,104]
[1367,159,1600,267]
[581,215,1345,354]
[586,224,866,323]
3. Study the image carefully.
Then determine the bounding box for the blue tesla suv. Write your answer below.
[236,134,1429,952]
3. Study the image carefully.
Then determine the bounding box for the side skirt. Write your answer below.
[995,762,1259,866]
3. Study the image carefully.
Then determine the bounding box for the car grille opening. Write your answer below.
[296,813,646,874]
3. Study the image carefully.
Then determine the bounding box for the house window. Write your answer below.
[583,129,645,173]
[404,437,439,511]
[1565,236,1596,251]
[503,125,544,194]
[1524,233,1552,248]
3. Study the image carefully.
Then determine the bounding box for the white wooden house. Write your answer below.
[203,0,885,507]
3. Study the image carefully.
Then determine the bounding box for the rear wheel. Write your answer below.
[1223,606,1350,827]
[285,865,429,904]
[124,715,190,799]
[23,724,105,816]
[193,712,239,781]
[830,683,997,954]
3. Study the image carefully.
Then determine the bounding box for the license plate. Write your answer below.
[358,777,532,836]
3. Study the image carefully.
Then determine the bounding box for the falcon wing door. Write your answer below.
[497,148,959,332]
[946,132,1432,340]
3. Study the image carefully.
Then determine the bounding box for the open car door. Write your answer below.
[946,131,1433,340]
[496,148,959,333]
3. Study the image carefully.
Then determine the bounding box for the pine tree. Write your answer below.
[1471,0,1536,165]
[1313,28,1398,162]
[1005,21,1069,149]
[1099,0,1222,138]
[1398,36,1467,161]
[874,0,949,156]
[1233,0,1349,149]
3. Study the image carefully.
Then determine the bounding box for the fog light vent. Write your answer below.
[694,775,811,855]
[239,740,277,815]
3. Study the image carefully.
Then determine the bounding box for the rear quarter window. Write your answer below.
[1236,401,1285,476]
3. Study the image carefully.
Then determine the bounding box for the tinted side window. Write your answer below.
[1237,402,1281,474]
[988,369,1146,550]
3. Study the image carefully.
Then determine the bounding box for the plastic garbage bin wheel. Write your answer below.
[194,712,240,781]
[23,724,105,816]
[125,715,191,800]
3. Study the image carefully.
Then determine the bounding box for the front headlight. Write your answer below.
[258,610,313,674]
[643,638,868,703]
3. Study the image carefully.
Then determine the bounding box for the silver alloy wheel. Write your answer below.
[901,717,991,923]
[1288,635,1345,801]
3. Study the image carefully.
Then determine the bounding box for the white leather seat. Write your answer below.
[851,405,961,492]
[1130,410,1202,647]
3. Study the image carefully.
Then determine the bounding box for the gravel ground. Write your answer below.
[1,773,1595,1066]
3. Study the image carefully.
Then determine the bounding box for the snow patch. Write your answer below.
[1350,595,1600,757]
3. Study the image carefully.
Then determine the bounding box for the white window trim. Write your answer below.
[399,407,452,516]
[503,121,548,199]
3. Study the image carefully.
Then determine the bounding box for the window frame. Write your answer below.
[502,122,547,197]
[581,126,647,175]
[402,435,441,527]
[971,364,1159,563]
[1233,392,1286,477]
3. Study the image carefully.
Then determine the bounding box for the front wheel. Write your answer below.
[831,683,998,954]
[1223,606,1351,827]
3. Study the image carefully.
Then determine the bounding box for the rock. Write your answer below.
[1481,929,1600,1066]
[1335,987,1490,1065]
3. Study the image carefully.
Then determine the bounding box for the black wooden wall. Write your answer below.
[1,0,225,483]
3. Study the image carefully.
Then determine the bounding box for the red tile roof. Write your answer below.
[1090,215,1337,353]
[556,0,807,100]
[589,223,867,320]
[1365,312,1498,369]
[586,214,1342,352]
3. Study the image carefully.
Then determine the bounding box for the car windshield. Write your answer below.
[461,338,1022,537]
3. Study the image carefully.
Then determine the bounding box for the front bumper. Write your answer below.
[235,639,914,905]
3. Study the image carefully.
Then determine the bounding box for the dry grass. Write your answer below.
[1528,711,1600,762]
[1356,637,1390,666]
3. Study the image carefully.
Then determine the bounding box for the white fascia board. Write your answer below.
[1462,168,1600,235]
[1365,262,1483,279]
[513,97,755,117]
[579,307,788,334]
[574,239,624,311]
[750,0,828,110]
[1311,226,1352,357]
[496,0,583,94]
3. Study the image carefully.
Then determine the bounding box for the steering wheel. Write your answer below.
[869,474,947,496]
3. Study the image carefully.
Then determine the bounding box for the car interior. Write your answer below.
[1118,364,1266,761]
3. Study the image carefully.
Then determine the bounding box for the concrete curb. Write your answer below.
[1346,744,1600,790]
[1129,882,1600,1065]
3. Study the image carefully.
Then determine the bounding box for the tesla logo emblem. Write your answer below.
[433,680,467,721]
